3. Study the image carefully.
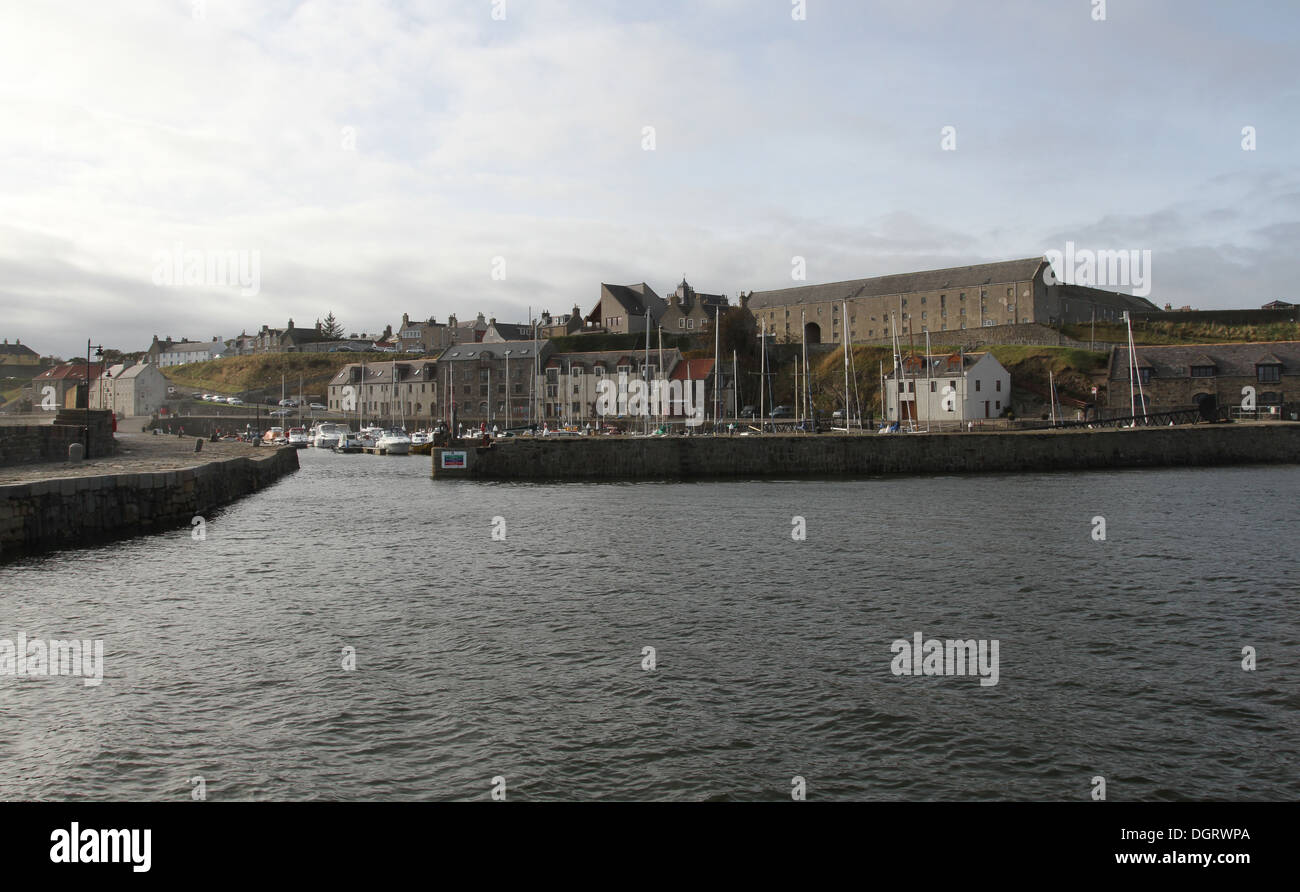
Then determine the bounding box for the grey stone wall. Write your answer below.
[435,424,1300,481]
[0,411,116,466]
[0,446,299,560]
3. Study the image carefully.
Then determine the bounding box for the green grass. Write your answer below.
[1061,320,1300,345]
[161,352,400,396]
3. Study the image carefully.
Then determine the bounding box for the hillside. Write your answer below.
[161,351,401,399]
[750,343,1110,420]
[1061,318,1300,345]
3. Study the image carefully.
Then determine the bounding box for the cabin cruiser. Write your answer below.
[376,428,412,455]
[313,423,348,449]
[333,429,362,453]
[410,430,430,446]
[286,428,309,448]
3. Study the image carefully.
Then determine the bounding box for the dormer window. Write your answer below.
[1190,364,1216,378]
[1257,363,1281,383]
[1138,368,1152,386]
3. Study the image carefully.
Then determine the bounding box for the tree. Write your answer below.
[320,313,344,339]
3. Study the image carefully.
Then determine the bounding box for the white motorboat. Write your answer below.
[334,429,363,453]
[314,423,348,449]
[375,428,412,455]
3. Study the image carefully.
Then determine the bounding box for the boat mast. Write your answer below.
[759,318,766,432]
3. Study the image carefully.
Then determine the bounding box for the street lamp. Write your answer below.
[85,340,103,457]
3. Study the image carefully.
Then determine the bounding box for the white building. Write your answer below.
[91,362,169,417]
[884,351,1011,424]
[147,336,229,366]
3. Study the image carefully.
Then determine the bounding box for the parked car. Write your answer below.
[740,405,757,418]
[269,409,291,417]
[769,405,792,418]
[227,397,244,405]
[309,403,327,410]
[278,399,299,407]
[191,393,203,400]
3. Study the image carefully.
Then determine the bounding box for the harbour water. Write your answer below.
[2,450,1296,801]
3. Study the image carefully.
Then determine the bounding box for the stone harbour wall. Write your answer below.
[0,446,299,560]
[433,423,1300,480]
[0,411,116,467]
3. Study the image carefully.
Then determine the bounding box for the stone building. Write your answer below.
[744,258,1160,345]
[393,314,456,354]
[1106,341,1300,417]
[884,352,1012,424]
[0,339,40,368]
[538,307,584,339]
[659,278,728,334]
[437,342,551,427]
[326,359,441,426]
[145,336,230,366]
[535,348,686,426]
[481,319,534,344]
[25,362,106,410]
[92,363,168,417]
[584,283,667,335]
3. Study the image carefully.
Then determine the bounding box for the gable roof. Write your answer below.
[35,362,104,381]
[1108,341,1300,380]
[670,358,716,380]
[0,341,38,357]
[748,258,1047,310]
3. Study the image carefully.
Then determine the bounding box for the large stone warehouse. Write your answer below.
[743,257,1159,344]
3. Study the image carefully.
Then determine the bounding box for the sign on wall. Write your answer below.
[440,450,467,469]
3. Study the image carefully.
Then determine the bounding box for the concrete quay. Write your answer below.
[0,433,299,561]
[431,423,1300,481]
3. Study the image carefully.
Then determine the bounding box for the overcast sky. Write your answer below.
[2,0,1297,359]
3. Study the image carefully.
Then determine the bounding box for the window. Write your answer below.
[1191,365,1215,378]
[479,385,488,396]
[922,311,927,320]
[898,382,905,393]
[594,366,605,377]
[975,380,981,392]
[996,380,1002,392]
[930,381,936,393]
[921,297,927,305]
[995,401,1001,410]
[1257,364,1281,383]
[678,318,686,328]
[617,364,631,376]
[1138,369,1152,386]
[687,318,695,329]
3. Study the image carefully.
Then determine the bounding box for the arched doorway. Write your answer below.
[804,322,821,344]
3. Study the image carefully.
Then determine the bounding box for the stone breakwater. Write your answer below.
[0,443,299,561]
[432,423,1300,480]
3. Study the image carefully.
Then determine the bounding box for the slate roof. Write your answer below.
[34,362,104,381]
[747,258,1047,310]
[0,341,38,357]
[1108,341,1300,380]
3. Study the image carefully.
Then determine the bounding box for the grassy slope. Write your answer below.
[1061,319,1300,345]
[160,352,399,397]
[766,344,1110,416]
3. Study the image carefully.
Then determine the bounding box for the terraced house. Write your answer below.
[744,257,1159,345]
[437,342,551,427]
[326,360,440,427]
[1107,341,1300,418]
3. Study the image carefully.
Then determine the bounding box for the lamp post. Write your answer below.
[85,340,103,457]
